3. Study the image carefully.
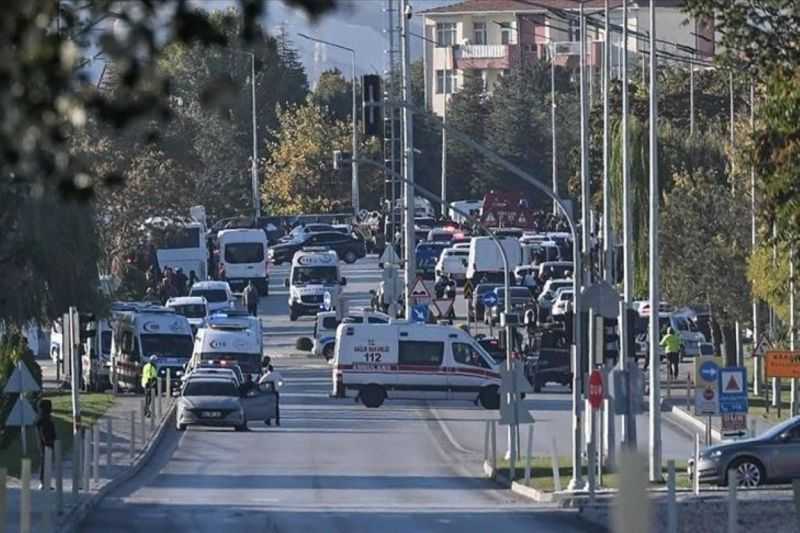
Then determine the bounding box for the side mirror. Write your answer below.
[284,279,290,288]
[340,277,347,286]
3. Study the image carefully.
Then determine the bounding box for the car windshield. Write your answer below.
[293,266,338,285]
[191,289,228,303]
[673,316,690,331]
[761,418,800,440]
[182,380,238,397]
[172,304,207,318]
[141,334,193,358]
[225,242,264,263]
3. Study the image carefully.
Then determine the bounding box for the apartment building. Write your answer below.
[421,0,714,116]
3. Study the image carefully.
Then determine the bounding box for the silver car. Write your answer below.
[689,416,800,487]
[176,377,247,431]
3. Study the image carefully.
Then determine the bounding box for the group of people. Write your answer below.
[144,266,198,304]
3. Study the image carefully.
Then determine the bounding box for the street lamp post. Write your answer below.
[298,33,360,214]
[230,49,260,219]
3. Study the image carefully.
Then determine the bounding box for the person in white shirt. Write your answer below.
[258,365,283,426]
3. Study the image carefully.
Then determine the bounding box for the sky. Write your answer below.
[206,0,456,83]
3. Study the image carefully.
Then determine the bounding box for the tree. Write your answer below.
[445,70,490,200]
[313,69,353,122]
[748,244,790,325]
[661,174,752,364]
[263,99,383,214]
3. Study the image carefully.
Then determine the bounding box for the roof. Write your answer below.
[420,0,682,15]
[166,296,207,305]
[190,281,231,290]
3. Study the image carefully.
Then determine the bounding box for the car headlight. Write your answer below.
[703,449,723,459]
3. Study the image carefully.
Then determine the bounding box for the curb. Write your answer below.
[668,404,721,443]
[482,460,590,506]
[56,402,176,533]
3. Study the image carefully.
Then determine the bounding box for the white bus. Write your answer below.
[147,218,208,280]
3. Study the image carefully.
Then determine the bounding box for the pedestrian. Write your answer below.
[141,355,158,417]
[243,280,259,317]
[258,364,283,426]
[36,399,56,490]
[174,268,188,296]
[188,270,198,289]
[660,327,682,380]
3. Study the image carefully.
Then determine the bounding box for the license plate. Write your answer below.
[201,411,221,418]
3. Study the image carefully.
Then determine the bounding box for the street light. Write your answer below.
[229,49,260,220]
[298,33,360,215]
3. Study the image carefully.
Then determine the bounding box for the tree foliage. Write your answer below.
[445,70,490,200]
[748,244,790,323]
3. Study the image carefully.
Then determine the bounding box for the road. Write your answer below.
[79,256,599,533]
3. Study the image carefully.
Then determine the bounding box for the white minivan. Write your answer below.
[466,236,522,284]
[217,229,269,295]
[286,248,346,321]
[333,322,501,409]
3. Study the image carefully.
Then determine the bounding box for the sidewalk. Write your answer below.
[4,390,175,533]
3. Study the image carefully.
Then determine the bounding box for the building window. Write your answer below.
[501,28,512,45]
[435,69,457,94]
[436,22,457,47]
[473,22,487,45]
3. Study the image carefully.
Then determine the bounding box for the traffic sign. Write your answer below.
[411,304,429,323]
[482,291,498,308]
[5,397,36,426]
[463,279,474,300]
[694,356,720,416]
[765,350,800,379]
[721,413,747,437]
[432,299,454,318]
[588,370,604,410]
[3,363,40,394]
[719,366,748,414]
[499,366,534,396]
[409,278,433,306]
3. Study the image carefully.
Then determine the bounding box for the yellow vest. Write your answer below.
[141,362,158,388]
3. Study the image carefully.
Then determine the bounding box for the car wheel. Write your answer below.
[176,424,186,432]
[479,386,500,410]
[728,457,765,487]
[343,250,358,264]
[360,384,385,408]
[323,343,335,361]
[235,419,248,432]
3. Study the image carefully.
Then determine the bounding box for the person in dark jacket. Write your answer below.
[37,399,56,489]
[243,281,259,317]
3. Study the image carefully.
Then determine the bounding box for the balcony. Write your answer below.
[454,44,513,70]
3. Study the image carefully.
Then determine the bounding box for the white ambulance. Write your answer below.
[332,322,501,409]
[189,322,263,381]
[285,248,346,321]
[311,309,390,360]
[217,228,270,294]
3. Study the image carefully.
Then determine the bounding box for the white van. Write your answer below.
[81,318,113,392]
[311,309,390,360]
[286,248,346,321]
[206,310,264,354]
[466,236,522,284]
[217,228,270,295]
[190,324,262,381]
[111,307,194,392]
[166,296,209,334]
[435,248,469,282]
[332,322,501,409]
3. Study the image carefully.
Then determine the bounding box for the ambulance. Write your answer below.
[311,309,390,360]
[285,248,346,321]
[189,322,263,381]
[332,322,501,409]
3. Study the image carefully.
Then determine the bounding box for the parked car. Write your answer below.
[689,416,800,487]
[269,231,366,265]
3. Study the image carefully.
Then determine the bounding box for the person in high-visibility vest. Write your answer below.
[141,355,158,417]
[659,327,682,380]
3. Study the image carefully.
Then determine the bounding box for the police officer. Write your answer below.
[659,327,682,379]
[258,365,283,426]
[141,355,158,417]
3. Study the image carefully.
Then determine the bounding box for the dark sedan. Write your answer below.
[269,231,366,265]
[689,416,800,487]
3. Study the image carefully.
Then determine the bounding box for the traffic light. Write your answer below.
[362,74,383,138]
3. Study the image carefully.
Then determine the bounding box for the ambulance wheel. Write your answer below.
[343,250,358,264]
[361,385,385,408]
[479,386,500,410]
[323,343,335,361]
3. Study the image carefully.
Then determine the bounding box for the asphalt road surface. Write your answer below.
[79,256,600,533]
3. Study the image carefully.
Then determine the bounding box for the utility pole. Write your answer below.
[441,46,449,219]
[647,0,662,482]
[250,52,260,219]
[602,0,611,284]
[551,42,559,216]
[689,47,695,137]
[750,81,760,396]
[619,0,636,449]
[791,246,796,414]
[400,0,416,318]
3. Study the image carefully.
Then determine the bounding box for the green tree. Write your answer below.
[445,70,490,200]
[263,99,382,214]
[661,174,751,363]
[313,69,353,122]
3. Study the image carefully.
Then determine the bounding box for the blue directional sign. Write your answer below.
[482,291,498,308]
[718,367,748,414]
[411,304,429,323]
[699,360,719,383]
